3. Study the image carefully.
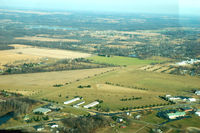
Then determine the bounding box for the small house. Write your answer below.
[116,118,123,123]
[23,115,30,121]
[135,115,141,120]
[126,112,131,116]
[48,123,59,128]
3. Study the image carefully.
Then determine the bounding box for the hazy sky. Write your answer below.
[0,0,199,15]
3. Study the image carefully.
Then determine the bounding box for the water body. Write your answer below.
[0,112,14,126]
[26,25,78,30]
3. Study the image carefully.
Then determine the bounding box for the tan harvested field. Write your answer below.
[0,44,92,68]
[0,50,41,69]
[8,47,91,59]
[2,44,91,59]
[15,36,80,42]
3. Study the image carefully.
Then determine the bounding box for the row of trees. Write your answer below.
[105,82,149,91]
[2,58,111,75]
[120,102,173,111]
[120,96,142,101]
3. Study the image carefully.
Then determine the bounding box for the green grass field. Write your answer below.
[88,56,159,66]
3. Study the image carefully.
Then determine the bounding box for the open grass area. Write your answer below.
[166,115,200,129]
[0,55,200,112]
[88,56,159,66]
[0,61,200,111]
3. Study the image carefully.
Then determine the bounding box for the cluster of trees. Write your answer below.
[61,115,111,133]
[77,85,91,88]
[53,84,64,87]
[170,63,200,76]
[95,105,110,112]
[26,115,49,123]
[0,98,38,118]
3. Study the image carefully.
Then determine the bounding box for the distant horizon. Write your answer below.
[0,0,200,16]
[0,6,199,18]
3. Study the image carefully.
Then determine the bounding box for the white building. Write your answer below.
[49,123,59,128]
[187,98,196,102]
[165,95,171,98]
[195,91,200,95]
[169,97,181,101]
[176,61,187,66]
[83,101,99,109]
[195,112,200,116]
[73,101,85,108]
[64,97,81,105]
[176,59,200,66]
[166,112,186,119]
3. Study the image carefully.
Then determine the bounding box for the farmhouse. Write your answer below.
[165,112,186,119]
[64,97,81,105]
[33,108,51,115]
[83,101,99,109]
